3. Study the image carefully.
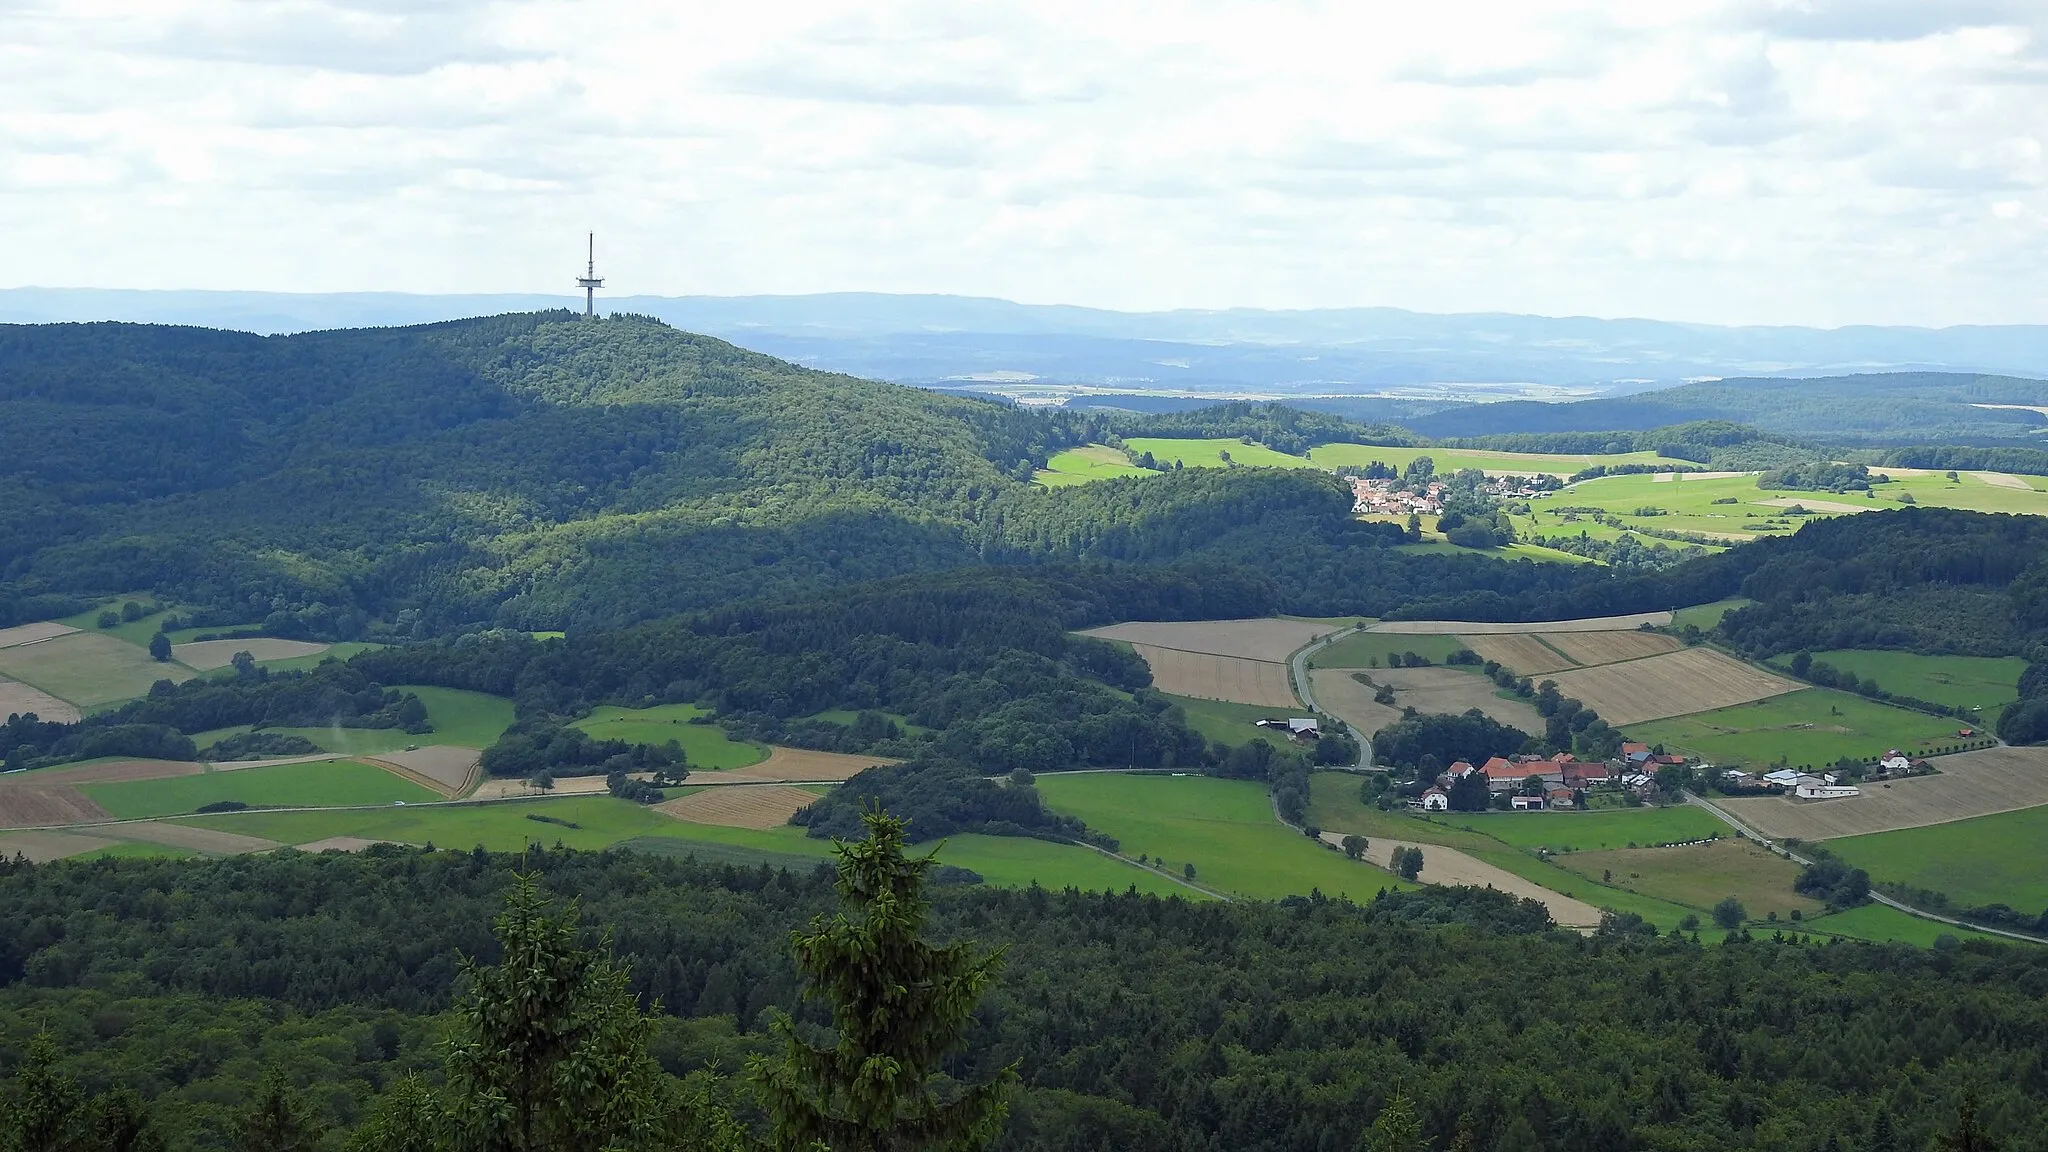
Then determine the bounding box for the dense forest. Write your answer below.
[4,845,2046,1151]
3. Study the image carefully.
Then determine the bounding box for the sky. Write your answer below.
[2,0,2046,327]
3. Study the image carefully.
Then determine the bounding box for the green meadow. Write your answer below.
[1410,806,1726,853]
[0,631,195,707]
[1309,444,1663,477]
[1033,445,1154,487]
[1391,539,1595,565]
[1670,598,1752,631]
[1545,470,2048,544]
[1037,773,1416,900]
[261,686,514,755]
[1626,688,1963,767]
[569,703,767,769]
[57,601,184,648]
[1118,437,1318,471]
[1164,694,1298,751]
[1774,650,2025,713]
[1800,903,2011,947]
[1310,631,1473,668]
[81,760,441,819]
[1826,805,2048,912]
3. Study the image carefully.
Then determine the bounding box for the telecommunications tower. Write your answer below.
[576,232,604,317]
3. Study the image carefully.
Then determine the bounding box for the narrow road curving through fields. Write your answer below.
[1289,625,1373,768]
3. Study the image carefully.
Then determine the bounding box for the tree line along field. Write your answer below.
[1824,805,2048,914]
[1765,649,2027,713]
[1624,687,1963,768]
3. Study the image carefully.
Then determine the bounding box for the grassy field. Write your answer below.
[81,760,442,819]
[1770,650,2026,713]
[79,840,198,860]
[1547,470,2048,545]
[1625,688,1963,767]
[1826,805,2048,912]
[1119,438,1317,471]
[1034,445,1154,487]
[934,833,1196,897]
[1309,444,1665,477]
[570,704,767,769]
[249,642,380,674]
[1409,806,1727,853]
[1164,694,1297,751]
[1310,631,1472,668]
[57,601,183,648]
[1037,773,1416,900]
[1461,846,1699,932]
[0,631,196,707]
[1800,903,2012,947]
[1670,599,1752,631]
[1555,838,1822,919]
[259,686,513,756]
[1391,539,1595,565]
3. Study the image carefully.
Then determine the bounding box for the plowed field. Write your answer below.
[1317,831,1601,928]
[366,746,480,795]
[1369,612,1671,635]
[1548,648,1799,725]
[658,785,819,829]
[1460,634,1577,675]
[1128,646,1298,708]
[0,786,109,828]
[1720,745,2048,840]
[1078,618,1342,662]
[1542,630,1683,666]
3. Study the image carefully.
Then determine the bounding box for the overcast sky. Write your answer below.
[2,0,2045,326]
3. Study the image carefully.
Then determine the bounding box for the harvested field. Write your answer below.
[0,631,195,706]
[1547,648,1799,726]
[1719,745,2048,840]
[366,746,480,796]
[1755,496,1870,515]
[13,759,204,786]
[1308,668,1403,738]
[1127,645,1297,708]
[121,821,282,854]
[710,746,896,784]
[1973,471,2032,490]
[1541,630,1683,667]
[1368,667,1546,733]
[1460,633,1577,675]
[1318,831,1602,928]
[295,836,407,853]
[0,830,117,862]
[1369,612,1670,635]
[0,622,77,649]
[0,677,81,723]
[658,785,819,829]
[0,785,109,828]
[469,775,615,801]
[173,638,330,669]
[1078,618,1342,663]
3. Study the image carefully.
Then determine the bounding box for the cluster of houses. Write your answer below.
[1480,477,1556,500]
[1412,744,1686,811]
[1349,477,1447,517]
[1721,767,1861,800]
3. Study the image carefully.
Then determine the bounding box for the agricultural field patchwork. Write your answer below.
[1362,667,1545,733]
[1306,670,1403,741]
[79,759,443,819]
[1541,470,2048,545]
[1772,650,2026,713]
[0,676,80,723]
[656,785,818,829]
[1310,630,1472,669]
[1458,633,1578,675]
[1315,829,1603,927]
[706,746,897,783]
[1547,647,1800,726]
[1628,688,1965,769]
[570,703,768,769]
[1719,745,2048,841]
[1367,611,1671,635]
[1825,804,2048,913]
[0,631,195,707]
[1542,630,1683,667]
[1555,838,1823,920]
[0,622,77,649]
[1079,617,1344,663]
[1126,645,1298,708]
[173,638,330,669]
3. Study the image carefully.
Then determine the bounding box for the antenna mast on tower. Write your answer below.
[576,232,604,317]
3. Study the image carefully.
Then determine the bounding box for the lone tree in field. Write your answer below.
[147,632,171,662]
[1712,896,1747,930]
[1342,834,1367,861]
[752,808,1015,1152]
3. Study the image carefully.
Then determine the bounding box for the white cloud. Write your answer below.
[0,0,2044,325]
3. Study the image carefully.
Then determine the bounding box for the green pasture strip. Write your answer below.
[1625,689,1962,768]
[78,841,197,861]
[1036,445,1153,486]
[400,686,515,748]
[1037,773,1417,901]
[0,631,195,707]
[80,760,441,820]
[1308,444,1663,476]
[179,796,761,853]
[934,833,1199,898]
[569,703,767,769]
[1670,599,1752,631]
[1826,805,2048,912]
[1391,541,1588,565]
[1413,807,1727,854]
[252,642,382,674]
[1164,694,1297,751]
[266,727,420,757]
[56,602,182,648]
[1800,903,2016,948]
[1552,840,1822,920]
[1310,632,1472,668]
[1462,848,1698,933]
[1119,437,1317,471]
[1770,650,2025,713]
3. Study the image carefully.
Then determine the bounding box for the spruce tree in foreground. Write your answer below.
[751,809,1015,1152]
[233,1066,324,1152]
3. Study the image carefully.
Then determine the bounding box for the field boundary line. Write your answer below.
[1529,635,1578,664]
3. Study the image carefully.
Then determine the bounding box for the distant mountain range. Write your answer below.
[6,287,2048,398]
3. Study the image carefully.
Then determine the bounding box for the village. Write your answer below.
[1348,473,1554,518]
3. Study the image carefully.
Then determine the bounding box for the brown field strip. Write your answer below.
[0,677,82,723]
[1546,648,1800,726]
[122,822,284,854]
[0,786,111,828]
[1308,669,1404,737]
[1754,496,1871,515]
[365,746,480,796]
[0,830,118,862]
[173,638,330,669]
[0,622,78,649]
[658,785,819,829]
[707,747,897,784]
[1370,667,1547,733]
[468,775,615,800]
[1078,618,1343,663]
[296,836,410,853]
[10,759,204,785]
[1541,630,1683,667]
[1319,831,1602,928]
[1719,746,2048,840]
[1369,612,1671,635]
[1460,633,1577,675]
[1129,645,1298,708]
[1974,471,2032,490]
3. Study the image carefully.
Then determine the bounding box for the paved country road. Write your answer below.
[1289,625,1373,768]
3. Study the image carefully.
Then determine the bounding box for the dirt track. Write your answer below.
[1547,648,1799,726]
[1369,612,1671,635]
[658,785,819,829]
[1078,618,1344,663]
[1720,745,2048,840]
[1318,831,1602,928]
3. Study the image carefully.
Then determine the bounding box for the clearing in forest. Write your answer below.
[1540,630,1682,667]
[656,785,819,829]
[1368,612,1671,635]
[1366,667,1546,733]
[569,703,767,770]
[172,638,330,669]
[1127,645,1298,708]
[1719,745,2048,840]
[1546,647,1799,726]
[1079,618,1344,663]
[0,632,195,707]
[1033,445,1154,487]
[0,677,81,723]
[1460,634,1577,676]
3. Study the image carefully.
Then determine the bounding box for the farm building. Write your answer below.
[1510,794,1545,811]
[1420,786,1449,812]
[1559,760,1610,787]
[1795,778,1860,800]
[1763,768,1803,790]
[1545,786,1577,810]
[1879,750,1911,773]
